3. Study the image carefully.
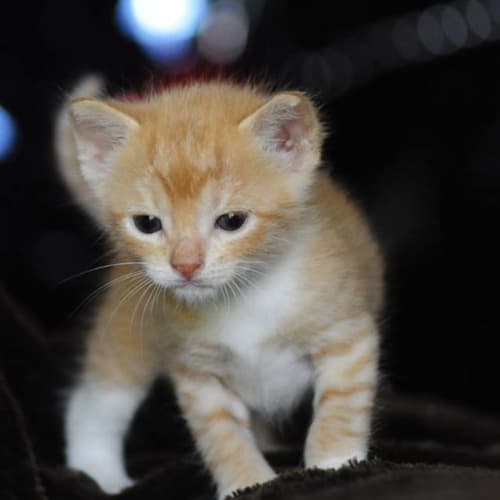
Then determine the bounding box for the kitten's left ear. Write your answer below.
[239,92,323,172]
[70,98,139,198]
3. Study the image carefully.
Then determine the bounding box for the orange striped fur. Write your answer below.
[57,77,383,499]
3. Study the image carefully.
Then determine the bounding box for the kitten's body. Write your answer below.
[58,78,383,499]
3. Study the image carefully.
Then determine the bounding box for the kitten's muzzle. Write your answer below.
[170,239,205,281]
[171,261,203,281]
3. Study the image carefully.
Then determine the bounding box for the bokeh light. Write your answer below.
[116,0,208,62]
[0,105,17,160]
[466,0,492,40]
[197,0,249,65]
[392,19,421,60]
[441,6,468,48]
[417,11,445,55]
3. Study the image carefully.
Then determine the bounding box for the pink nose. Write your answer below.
[171,262,202,280]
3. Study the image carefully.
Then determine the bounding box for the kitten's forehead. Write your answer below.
[146,166,230,235]
[141,87,259,208]
[154,168,222,213]
[115,84,296,219]
[142,84,264,166]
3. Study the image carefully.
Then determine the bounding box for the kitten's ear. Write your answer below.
[239,92,323,172]
[70,99,139,196]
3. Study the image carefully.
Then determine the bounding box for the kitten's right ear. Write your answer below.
[239,92,323,173]
[70,99,139,197]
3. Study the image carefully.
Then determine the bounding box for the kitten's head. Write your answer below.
[68,82,324,304]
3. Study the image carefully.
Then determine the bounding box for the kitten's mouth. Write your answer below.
[169,280,220,304]
[171,281,214,290]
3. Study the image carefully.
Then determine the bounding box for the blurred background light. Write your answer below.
[466,0,492,40]
[197,0,249,65]
[116,0,209,63]
[393,19,421,60]
[0,105,17,160]
[417,11,445,54]
[441,6,468,48]
[488,0,500,25]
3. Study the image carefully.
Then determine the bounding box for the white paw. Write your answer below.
[65,382,145,493]
[68,451,134,493]
[76,462,133,493]
[91,469,133,494]
[219,470,277,499]
[309,450,366,471]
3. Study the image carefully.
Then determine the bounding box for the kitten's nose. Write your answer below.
[171,261,202,280]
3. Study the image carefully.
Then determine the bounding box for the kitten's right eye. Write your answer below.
[215,212,248,231]
[133,215,162,234]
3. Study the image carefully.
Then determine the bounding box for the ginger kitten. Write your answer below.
[56,77,383,499]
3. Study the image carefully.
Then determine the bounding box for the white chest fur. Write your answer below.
[205,245,314,416]
[226,344,313,417]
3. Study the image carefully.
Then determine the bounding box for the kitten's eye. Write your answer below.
[215,212,248,231]
[133,215,162,234]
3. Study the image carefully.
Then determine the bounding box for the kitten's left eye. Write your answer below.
[133,215,162,234]
[215,212,248,231]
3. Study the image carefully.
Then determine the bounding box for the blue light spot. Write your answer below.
[116,0,209,62]
[0,106,17,160]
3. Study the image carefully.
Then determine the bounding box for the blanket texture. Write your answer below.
[2,285,500,500]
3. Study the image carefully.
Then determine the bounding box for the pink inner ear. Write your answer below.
[275,116,305,153]
[84,129,109,162]
[79,124,122,164]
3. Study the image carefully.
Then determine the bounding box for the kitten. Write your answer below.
[56,76,383,499]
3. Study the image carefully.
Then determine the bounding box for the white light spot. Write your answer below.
[441,6,468,48]
[0,106,17,160]
[197,0,248,64]
[466,0,492,40]
[130,0,197,35]
[116,0,208,62]
[392,19,420,60]
[417,11,445,54]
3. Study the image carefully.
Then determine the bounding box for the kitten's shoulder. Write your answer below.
[307,169,384,314]
[311,170,366,229]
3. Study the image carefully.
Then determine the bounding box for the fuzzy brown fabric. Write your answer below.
[2,285,500,500]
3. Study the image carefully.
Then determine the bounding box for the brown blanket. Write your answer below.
[2,285,500,500]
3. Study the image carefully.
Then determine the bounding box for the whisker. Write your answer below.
[69,270,144,317]
[140,282,158,341]
[96,276,151,363]
[233,272,259,293]
[152,283,164,314]
[130,281,155,334]
[58,261,144,285]
[219,283,229,308]
[225,278,240,301]
[104,276,150,334]
[235,266,267,278]
[79,246,118,270]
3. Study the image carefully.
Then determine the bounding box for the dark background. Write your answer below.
[1,0,500,429]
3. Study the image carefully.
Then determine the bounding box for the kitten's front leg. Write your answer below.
[305,315,379,470]
[172,369,276,499]
[66,376,147,492]
[65,316,153,493]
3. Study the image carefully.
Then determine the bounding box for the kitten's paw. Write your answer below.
[307,450,366,471]
[69,459,133,493]
[92,470,134,494]
[219,470,277,500]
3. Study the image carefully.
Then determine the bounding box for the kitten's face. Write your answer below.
[107,134,302,304]
[70,84,322,304]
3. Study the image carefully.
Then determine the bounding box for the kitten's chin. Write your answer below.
[171,284,219,305]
